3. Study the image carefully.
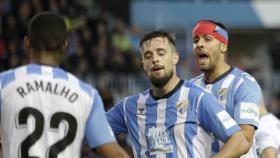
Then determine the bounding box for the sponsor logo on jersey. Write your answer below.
[147,127,173,155]
[240,102,259,122]
[217,111,237,129]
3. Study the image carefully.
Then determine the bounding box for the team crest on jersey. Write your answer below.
[218,88,228,104]
[176,100,189,114]
[137,104,146,115]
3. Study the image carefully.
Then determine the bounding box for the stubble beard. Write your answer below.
[150,70,174,88]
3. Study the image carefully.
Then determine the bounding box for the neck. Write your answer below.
[152,74,180,98]
[29,50,61,66]
[204,62,231,83]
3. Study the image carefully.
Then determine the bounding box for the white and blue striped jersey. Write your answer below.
[190,67,262,158]
[0,64,116,158]
[107,80,240,158]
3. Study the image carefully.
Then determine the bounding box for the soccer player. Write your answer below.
[256,102,280,158]
[190,20,262,157]
[0,12,129,158]
[107,29,249,158]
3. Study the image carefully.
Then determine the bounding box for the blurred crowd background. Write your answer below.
[0,0,280,157]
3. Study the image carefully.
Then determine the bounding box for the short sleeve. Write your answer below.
[198,92,240,142]
[85,91,116,149]
[233,75,262,128]
[106,99,128,133]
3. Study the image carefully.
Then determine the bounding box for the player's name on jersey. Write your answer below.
[16,80,79,103]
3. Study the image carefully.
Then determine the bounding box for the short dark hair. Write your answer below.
[140,29,176,48]
[27,12,67,52]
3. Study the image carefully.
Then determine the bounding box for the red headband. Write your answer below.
[192,21,228,45]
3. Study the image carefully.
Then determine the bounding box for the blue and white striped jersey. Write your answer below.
[0,64,116,158]
[190,67,262,158]
[107,80,240,158]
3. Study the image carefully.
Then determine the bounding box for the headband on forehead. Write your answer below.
[192,21,228,45]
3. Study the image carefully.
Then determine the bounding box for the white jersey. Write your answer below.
[0,64,116,158]
[256,113,280,158]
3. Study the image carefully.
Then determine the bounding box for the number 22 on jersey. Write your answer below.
[16,107,77,158]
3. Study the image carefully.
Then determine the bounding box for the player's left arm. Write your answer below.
[85,91,117,149]
[234,75,262,146]
[198,93,249,157]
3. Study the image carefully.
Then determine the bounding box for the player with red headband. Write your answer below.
[190,20,263,158]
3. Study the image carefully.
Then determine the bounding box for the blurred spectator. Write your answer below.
[129,25,141,52]
[270,41,280,71]
[111,18,131,53]
[268,92,280,118]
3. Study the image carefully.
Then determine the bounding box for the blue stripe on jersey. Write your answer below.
[1,70,15,89]
[212,139,220,153]
[123,95,142,158]
[186,88,199,158]
[53,67,68,80]
[166,89,181,158]
[145,96,158,158]
[79,81,93,97]
[27,64,42,75]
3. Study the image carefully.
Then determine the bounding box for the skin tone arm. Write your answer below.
[95,142,130,158]
[240,124,256,151]
[212,131,249,158]
[261,147,278,158]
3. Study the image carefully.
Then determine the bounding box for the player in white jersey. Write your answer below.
[0,12,129,158]
[255,104,280,158]
[190,20,262,158]
[107,30,250,158]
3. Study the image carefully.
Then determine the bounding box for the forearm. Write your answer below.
[261,147,278,158]
[240,125,255,147]
[95,142,130,158]
[212,131,249,158]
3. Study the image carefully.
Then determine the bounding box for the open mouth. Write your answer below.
[197,52,209,59]
[151,65,164,72]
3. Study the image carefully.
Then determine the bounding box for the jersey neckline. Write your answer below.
[149,80,184,100]
[204,67,234,84]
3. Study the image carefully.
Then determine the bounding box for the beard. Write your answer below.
[150,70,173,88]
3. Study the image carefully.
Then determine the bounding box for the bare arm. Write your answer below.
[261,147,278,158]
[95,142,130,158]
[240,124,256,151]
[212,131,249,158]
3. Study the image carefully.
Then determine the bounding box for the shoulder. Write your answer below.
[113,90,150,109]
[232,68,261,90]
[189,74,204,84]
[233,68,257,82]
[0,67,18,89]
[182,80,212,96]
